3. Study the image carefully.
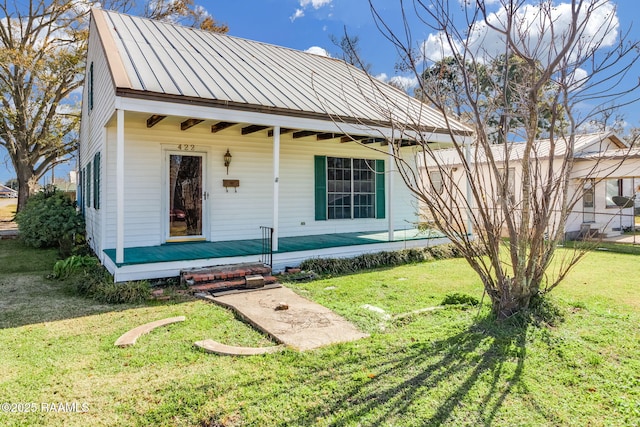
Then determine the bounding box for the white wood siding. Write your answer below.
[100,114,419,249]
[79,18,118,258]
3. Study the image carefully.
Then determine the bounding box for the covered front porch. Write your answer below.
[103,228,449,282]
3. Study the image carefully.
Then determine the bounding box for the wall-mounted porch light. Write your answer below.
[224,149,232,175]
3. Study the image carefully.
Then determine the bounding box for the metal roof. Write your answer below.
[93,8,470,134]
[427,132,626,166]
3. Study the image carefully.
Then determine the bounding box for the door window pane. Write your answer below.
[169,155,202,237]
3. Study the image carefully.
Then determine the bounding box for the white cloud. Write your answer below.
[290,9,304,22]
[568,68,589,90]
[389,76,419,92]
[305,46,331,57]
[291,0,332,22]
[375,73,388,82]
[422,1,619,66]
[421,32,459,63]
[374,73,418,92]
[300,0,332,9]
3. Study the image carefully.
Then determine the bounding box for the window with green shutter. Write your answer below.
[85,162,91,209]
[314,156,327,220]
[88,62,94,111]
[314,156,385,220]
[78,169,84,215]
[93,152,100,209]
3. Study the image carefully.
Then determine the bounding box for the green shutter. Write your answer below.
[93,152,100,209]
[375,159,385,219]
[314,155,327,221]
[85,162,91,208]
[79,169,84,215]
[89,62,94,111]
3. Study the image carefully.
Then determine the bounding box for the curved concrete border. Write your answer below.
[114,316,186,347]
[194,339,285,356]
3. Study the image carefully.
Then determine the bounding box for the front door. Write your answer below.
[167,152,206,241]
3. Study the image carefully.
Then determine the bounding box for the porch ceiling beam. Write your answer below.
[361,138,386,144]
[292,130,319,139]
[341,135,368,143]
[181,118,204,131]
[317,133,345,141]
[211,121,236,133]
[241,124,269,135]
[268,128,293,137]
[146,114,166,128]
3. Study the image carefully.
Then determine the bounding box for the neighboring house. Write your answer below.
[421,132,638,240]
[0,184,17,198]
[79,9,470,282]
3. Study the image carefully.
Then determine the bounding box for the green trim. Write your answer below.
[314,155,327,220]
[93,152,101,209]
[85,163,91,208]
[375,159,385,219]
[89,62,94,111]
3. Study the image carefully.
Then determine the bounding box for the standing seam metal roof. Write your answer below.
[95,8,470,133]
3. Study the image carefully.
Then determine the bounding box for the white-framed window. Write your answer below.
[314,156,385,221]
[327,157,376,219]
[605,178,623,208]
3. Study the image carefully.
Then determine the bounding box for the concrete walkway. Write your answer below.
[198,286,369,351]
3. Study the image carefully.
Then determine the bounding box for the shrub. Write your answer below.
[94,281,150,304]
[65,263,150,304]
[52,255,98,280]
[299,243,465,275]
[16,187,84,255]
[441,292,480,306]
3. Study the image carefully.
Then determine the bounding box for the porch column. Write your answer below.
[272,126,280,251]
[387,142,394,242]
[116,109,125,263]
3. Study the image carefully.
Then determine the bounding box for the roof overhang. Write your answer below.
[112,94,463,146]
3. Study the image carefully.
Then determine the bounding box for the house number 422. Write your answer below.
[177,144,195,151]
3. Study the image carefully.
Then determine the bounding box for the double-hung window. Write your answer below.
[315,156,385,220]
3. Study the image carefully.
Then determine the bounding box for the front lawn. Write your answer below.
[0,240,638,426]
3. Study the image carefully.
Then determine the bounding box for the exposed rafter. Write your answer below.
[317,133,344,141]
[340,135,368,143]
[241,125,269,135]
[146,115,166,128]
[267,128,294,137]
[292,130,319,139]
[361,138,386,144]
[180,118,204,131]
[211,121,236,133]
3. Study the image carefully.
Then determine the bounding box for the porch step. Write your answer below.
[181,263,276,294]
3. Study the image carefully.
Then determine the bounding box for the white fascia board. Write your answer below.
[115,96,456,142]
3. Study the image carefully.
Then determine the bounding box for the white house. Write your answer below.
[78,9,470,282]
[421,132,638,240]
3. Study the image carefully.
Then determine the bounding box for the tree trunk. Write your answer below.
[16,165,38,213]
[490,276,535,320]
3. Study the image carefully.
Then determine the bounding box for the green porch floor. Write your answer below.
[104,229,443,267]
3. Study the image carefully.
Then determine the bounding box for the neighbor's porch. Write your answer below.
[103,228,449,282]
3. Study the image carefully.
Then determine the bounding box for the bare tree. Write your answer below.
[0,0,227,213]
[0,0,87,212]
[357,0,639,318]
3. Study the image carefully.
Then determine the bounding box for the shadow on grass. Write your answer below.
[190,317,552,427]
[283,319,535,426]
[0,240,194,329]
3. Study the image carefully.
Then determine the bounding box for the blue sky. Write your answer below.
[1,0,639,185]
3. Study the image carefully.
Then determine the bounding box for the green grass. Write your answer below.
[0,199,16,223]
[0,240,638,426]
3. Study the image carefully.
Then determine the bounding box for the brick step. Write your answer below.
[181,262,276,293]
[188,275,278,293]
[181,263,271,286]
